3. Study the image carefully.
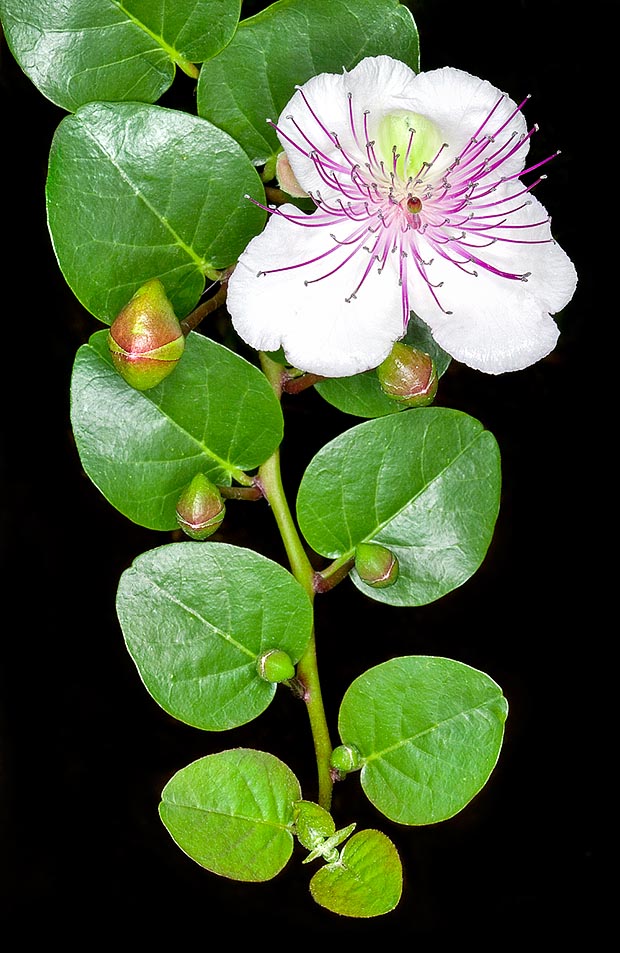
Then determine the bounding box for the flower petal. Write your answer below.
[410,187,577,373]
[387,67,529,179]
[280,55,419,200]
[227,206,405,377]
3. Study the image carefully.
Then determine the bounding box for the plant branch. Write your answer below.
[258,352,334,809]
[180,281,228,335]
[314,554,356,593]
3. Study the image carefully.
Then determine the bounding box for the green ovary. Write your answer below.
[376,111,444,182]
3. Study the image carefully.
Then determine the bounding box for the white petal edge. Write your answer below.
[408,187,578,373]
[227,206,405,378]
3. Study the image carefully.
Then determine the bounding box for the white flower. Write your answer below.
[227,56,577,377]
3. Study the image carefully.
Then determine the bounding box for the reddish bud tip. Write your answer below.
[175,473,225,540]
[377,342,438,407]
[108,278,185,391]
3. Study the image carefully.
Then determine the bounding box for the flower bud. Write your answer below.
[275,151,310,198]
[256,649,296,683]
[377,342,438,407]
[175,473,225,540]
[330,744,362,776]
[355,542,399,588]
[108,278,185,390]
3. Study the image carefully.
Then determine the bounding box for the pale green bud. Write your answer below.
[256,649,295,683]
[355,542,399,588]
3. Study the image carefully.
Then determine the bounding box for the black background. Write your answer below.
[1,0,598,941]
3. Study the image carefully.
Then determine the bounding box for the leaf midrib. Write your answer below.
[363,694,504,765]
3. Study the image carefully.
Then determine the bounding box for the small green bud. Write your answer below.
[175,473,225,540]
[377,342,438,407]
[294,800,335,849]
[355,542,399,589]
[257,649,295,683]
[108,278,185,390]
[330,744,362,775]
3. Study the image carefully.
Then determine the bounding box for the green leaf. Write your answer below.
[315,314,452,419]
[159,749,301,881]
[70,330,283,530]
[197,0,420,165]
[309,830,402,918]
[116,542,313,730]
[296,408,501,606]
[0,0,241,111]
[337,656,508,825]
[46,101,265,323]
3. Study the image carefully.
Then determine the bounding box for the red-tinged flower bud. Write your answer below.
[377,342,438,407]
[355,542,399,588]
[175,473,225,540]
[108,278,185,390]
[257,649,296,683]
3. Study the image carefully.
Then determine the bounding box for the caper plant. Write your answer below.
[0,0,576,919]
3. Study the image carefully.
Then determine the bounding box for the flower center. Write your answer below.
[376,110,445,183]
[406,196,422,214]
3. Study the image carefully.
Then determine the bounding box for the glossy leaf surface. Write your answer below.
[309,830,402,918]
[338,657,508,824]
[71,331,283,530]
[296,408,501,606]
[0,0,241,111]
[197,0,419,165]
[116,542,313,730]
[159,749,301,880]
[46,101,265,323]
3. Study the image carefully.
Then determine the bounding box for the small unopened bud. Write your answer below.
[355,542,399,588]
[377,342,438,407]
[108,278,185,390]
[330,744,362,776]
[175,473,225,540]
[257,649,296,683]
[275,151,310,198]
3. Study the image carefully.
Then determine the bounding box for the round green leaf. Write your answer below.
[197,0,420,165]
[116,542,313,731]
[70,330,283,530]
[296,408,501,606]
[46,101,266,323]
[0,0,241,111]
[338,657,508,825]
[309,830,402,918]
[315,313,451,418]
[159,749,301,881]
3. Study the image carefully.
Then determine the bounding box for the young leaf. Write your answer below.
[337,656,508,825]
[315,313,451,418]
[197,0,420,166]
[0,0,241,111]
[116,542,313,731]
[159,749,301,881]
[71,331,283,530]
[309,830,402,918]
[296,408,501,606]
[46,102,266,323]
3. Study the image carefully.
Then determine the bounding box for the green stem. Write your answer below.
[314,554,356,593]
[175,57,200,79]
[258,352,334,810]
